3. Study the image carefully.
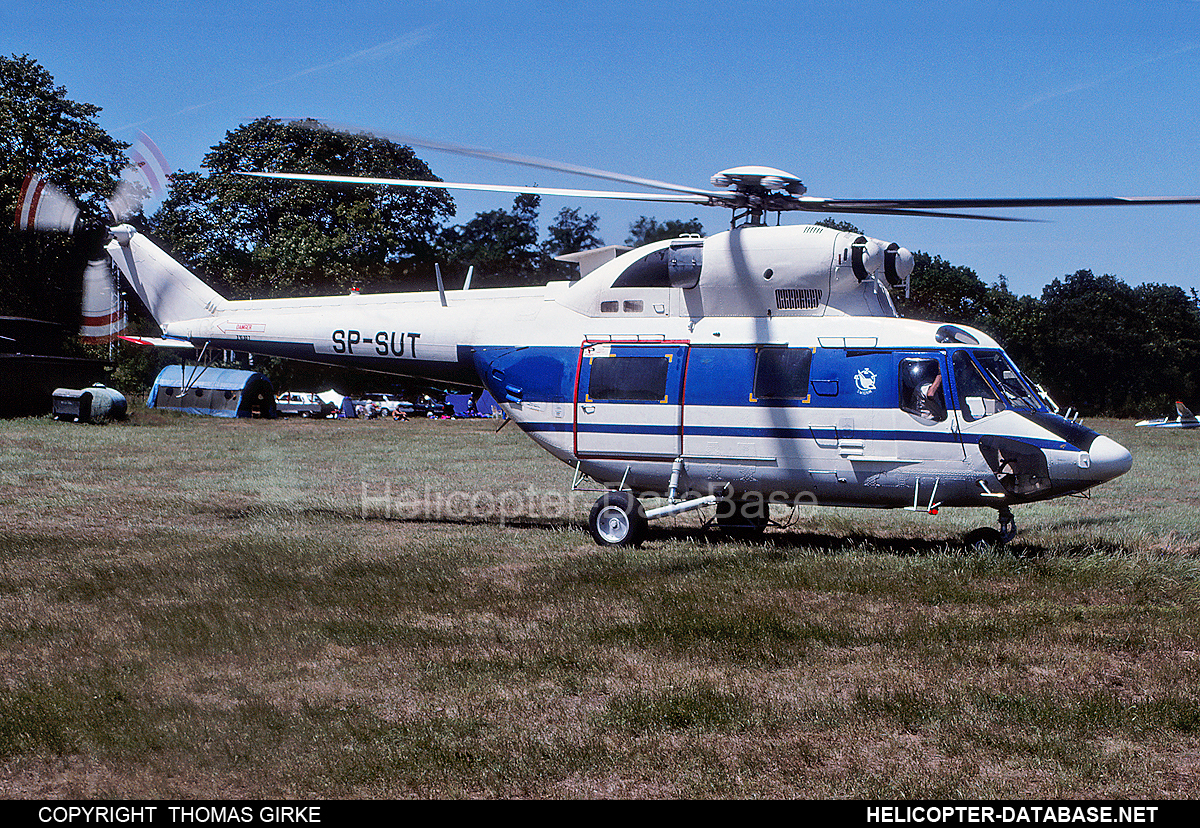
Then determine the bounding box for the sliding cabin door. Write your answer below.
[574,341,688,459]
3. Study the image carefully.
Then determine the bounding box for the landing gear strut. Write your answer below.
[964,505,1018,550]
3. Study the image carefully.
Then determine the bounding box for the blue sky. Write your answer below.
[6,0,1200,298]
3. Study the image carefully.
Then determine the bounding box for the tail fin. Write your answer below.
[106,226,225,326]
[1176,401,1197,422]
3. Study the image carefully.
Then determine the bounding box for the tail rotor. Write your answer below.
[12,133,172,344]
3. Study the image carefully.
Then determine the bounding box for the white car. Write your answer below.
[359,393,404,415]
[276,392,335,417]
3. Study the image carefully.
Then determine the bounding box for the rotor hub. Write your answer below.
[710,166,807,196]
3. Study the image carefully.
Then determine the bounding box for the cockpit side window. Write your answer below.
[952,350,1003,421]
[972,351,1043,412]
[953,349,1044,421]
[899,358,946,422]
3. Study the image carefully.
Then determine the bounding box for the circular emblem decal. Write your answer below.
[854,367,877,395]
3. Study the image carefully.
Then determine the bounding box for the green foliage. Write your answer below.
[626,215,705,246]
[0,54,128,325]
[435,193,544,287]
[899,251,990,324]
[896,251,1200,416]
[813,217,862,234]
[544,206,602,257]
[1031,272,1200,415]
[0,54,127,217]
[149,118,455,298]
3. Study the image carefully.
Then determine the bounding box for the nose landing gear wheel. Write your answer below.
[964,506,1017,551]
[588,491,648,547]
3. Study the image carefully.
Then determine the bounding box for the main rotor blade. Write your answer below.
[305,120,716,198]
[792,204,1036,222]
[238,171,712,204]
[795,195,1200,211]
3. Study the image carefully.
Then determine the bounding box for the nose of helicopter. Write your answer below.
[1087,435,1133,483]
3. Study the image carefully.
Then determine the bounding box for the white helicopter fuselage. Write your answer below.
[107,221,1132,540]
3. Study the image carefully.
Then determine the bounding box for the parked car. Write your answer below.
[358,393,406,416]
[276,392,335,418]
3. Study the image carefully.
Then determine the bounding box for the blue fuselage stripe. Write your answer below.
[521,420,1075,452]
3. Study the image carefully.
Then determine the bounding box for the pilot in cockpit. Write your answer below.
[903,359,946,422]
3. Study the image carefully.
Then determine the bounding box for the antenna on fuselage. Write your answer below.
[435,263,448,307]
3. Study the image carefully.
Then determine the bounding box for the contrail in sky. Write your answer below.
[120,25,437,130]
[1020,42,1199,111]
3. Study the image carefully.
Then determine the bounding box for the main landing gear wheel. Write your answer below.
[716,497,770,540]
[588,491,648,547]
[964,506,1017,551]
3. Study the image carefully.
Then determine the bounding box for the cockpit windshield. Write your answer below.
[952,349,1045,422]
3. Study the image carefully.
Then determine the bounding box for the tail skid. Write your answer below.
[106,226,226,327]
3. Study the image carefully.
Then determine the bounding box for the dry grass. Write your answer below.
[0,412,1198,798]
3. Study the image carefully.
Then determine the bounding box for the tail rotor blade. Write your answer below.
[107,177,145,223]
[14,173,82,233]
[80,256,127,344]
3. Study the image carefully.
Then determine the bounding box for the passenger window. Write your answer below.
[587,356,669,401]
[952,350,1002,421]
[753,348,812,400]
[899,358,946,422]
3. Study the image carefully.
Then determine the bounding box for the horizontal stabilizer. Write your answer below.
[118,334,197,350]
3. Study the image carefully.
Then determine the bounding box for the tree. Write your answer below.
[435,193,544,287]
[813,217,862,234]
[625,216,704,247]
[898,251,989,325]
[0,54,128,325]
[150,118,455,298]
[1029,270,1191,416]
[544,207,603,257]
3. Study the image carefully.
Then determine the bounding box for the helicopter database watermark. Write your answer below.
[360,481,821,524]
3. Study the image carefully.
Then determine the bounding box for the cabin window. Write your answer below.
[587,356,669,402]
[753,348,812,401]
[899,358,947,422]
[600,301,618,313]
[622,300,644,313]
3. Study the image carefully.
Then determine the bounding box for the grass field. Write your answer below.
[1,411,1198,798]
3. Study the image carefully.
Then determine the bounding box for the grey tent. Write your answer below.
[148,365,275,418]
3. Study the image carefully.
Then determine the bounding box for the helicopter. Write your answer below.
[20,126,1200,548]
